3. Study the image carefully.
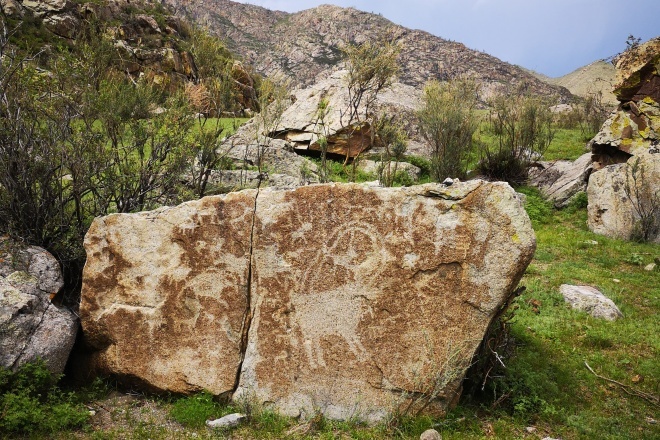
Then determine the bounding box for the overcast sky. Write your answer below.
[233,0,660,78]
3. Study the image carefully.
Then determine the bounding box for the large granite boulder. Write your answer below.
[528,152,593,208]
[0,240,78,374]
[80,181,536,421]
[587,38,660,242]
[587,151,660,243]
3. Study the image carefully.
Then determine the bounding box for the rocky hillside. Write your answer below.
[525,61,618,106]
[0,0,260,112]
[164,0,572,101]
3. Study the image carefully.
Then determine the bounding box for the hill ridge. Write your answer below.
[164,0,573,101]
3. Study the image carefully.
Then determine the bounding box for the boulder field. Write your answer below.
[80,181,535,421]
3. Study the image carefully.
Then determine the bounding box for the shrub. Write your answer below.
[0,360,89,435]
[373,115,408,187]
[479,89,555,185]
[417,78,480,181]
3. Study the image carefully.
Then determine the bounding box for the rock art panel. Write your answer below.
[80,181,536,421]
[236,181,536,421]
[80,191,257,394]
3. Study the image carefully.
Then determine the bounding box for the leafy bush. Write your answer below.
[404,155,432,180]
[417,78,480,181]
[479,89,555,184]
[0,360,89,435]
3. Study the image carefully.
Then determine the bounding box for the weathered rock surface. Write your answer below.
[528,152,593,208]
[80,192,257,394]
[79,181,535,421]
[560,284,623,321]
[590,102,660,169]
[587,151,660,243]
[587,38,660,243]
[217,138,320,180]
[205,169,312,192]
[591,38,660,169]
[0,240,78,374]
[222,70,425,159]
[613,37,660,103]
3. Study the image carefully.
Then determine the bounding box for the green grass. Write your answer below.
[544,127,592,161]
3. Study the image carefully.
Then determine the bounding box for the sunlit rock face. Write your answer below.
[80,181,536,421]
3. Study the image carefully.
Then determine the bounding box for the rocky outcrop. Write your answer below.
[0,239,78,374]
[587,38,660,242]
[560,284,623,321]
[528,152,593,208]
[613,38,660,103]
[220,70,426,161]
[80,181,535,421]
[587,151,660,243]
[163,0,572,102]
[591,38,660,169]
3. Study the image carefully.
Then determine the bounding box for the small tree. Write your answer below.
[579,91,609,139]
[479,89,556,184]
[313,96,332,183]
[340,37,400,180]
[240,76,289,187]
[373,115,408,187]
[417,78,480,181]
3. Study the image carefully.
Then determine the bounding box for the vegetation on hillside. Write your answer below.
[0,5,253,299]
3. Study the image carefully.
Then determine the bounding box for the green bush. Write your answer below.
[479,89,555,185]
[0,360,89,435]
[404,155,432,180]
[417,78,480,181]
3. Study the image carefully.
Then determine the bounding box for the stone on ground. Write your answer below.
[560,284,623,321]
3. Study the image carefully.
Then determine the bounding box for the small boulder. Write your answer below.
[528,152,593,208]
[358,160,421,182]
[560,284,623,321]
[0,240,78,374]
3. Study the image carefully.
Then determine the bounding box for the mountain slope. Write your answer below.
[551,61,617,106]
[165,0,572,101]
